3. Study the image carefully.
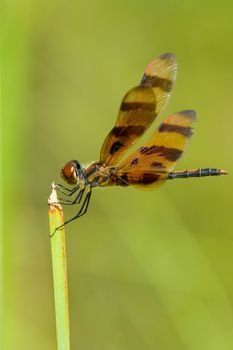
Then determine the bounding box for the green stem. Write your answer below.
[48,184,70,350]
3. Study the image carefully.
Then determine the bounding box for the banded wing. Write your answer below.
[100,53,177,166]
[100,86,156,165]
[140,52,177,116]
[116,110,197,189]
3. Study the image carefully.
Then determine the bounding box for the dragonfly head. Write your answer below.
[60,160,83,185]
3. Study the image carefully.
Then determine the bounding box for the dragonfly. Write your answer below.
[54,53,226,233]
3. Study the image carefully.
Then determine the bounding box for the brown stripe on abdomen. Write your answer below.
[159,123,193,137]
[140,145,182,161]
[121,101,155,112]
[140,74,173,92]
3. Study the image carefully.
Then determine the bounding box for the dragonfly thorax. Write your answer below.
[83,161,116,187]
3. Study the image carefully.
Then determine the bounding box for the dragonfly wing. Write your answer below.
[100,86,156,165]
[100,53,177,166]
[116,110,197,189]
[140,53,177,116]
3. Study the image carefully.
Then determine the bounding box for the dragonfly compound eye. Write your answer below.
[60,160,78,185]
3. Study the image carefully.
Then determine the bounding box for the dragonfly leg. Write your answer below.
[58,188,85,205]
[50,188,92,237]
[55,183,79,196]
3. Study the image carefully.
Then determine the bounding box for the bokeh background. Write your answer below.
[2,1,233,349]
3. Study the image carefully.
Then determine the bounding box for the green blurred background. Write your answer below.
[2,1,233,349]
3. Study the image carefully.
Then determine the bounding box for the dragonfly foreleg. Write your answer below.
[55,183,79,196]
[58,188,85,206]
[50,188,92,236]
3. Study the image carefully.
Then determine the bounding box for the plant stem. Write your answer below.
[48,183,70,350]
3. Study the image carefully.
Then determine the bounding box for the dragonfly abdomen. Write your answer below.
[168,168,227,179]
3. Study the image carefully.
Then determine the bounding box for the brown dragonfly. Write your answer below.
[55,53,226,232]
